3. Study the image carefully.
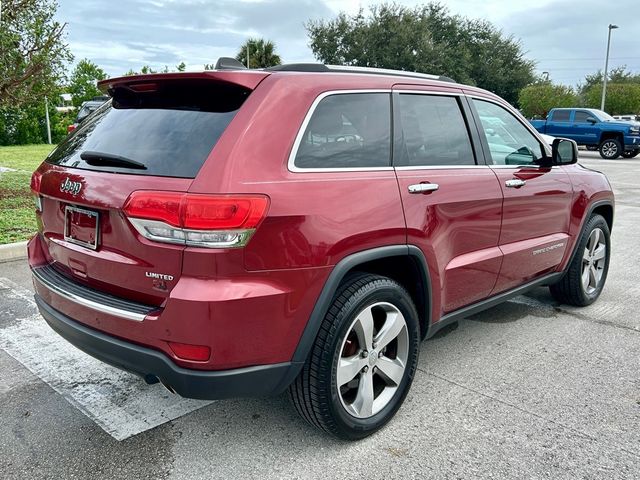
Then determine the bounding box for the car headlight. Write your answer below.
[630,127,640,135]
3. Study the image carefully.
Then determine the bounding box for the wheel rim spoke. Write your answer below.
[376,356,405,386]
[375,311,406,350]
[353,307,374,350]
[352,370,374,417]
[589,229,600,254]
[592,244,606,262]
[581,264,591,290]
[589,265,598,289]
[337,355,366,387]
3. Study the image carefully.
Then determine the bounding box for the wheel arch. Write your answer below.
[291,245,432,364]
[562,199,614,272]
[599,131,624,145]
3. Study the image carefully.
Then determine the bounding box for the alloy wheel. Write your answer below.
[582,228,606,295]
[336,302,409,419]
[602,141,619,158]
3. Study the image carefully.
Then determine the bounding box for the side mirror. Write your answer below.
[586,117,597,124]
[552,138,578,165]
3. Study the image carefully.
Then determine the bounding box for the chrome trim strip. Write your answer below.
[394,165,489,171]
[326,65,442,81]
[393,89,463,96]
[32,268,147,322]
[490,164,559,170]
[287,89,392,173]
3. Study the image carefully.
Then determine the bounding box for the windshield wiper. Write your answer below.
[80,151,147,169]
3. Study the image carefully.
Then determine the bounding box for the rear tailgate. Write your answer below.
[31,72,268,307]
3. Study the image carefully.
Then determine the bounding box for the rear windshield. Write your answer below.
[46,81,250,178]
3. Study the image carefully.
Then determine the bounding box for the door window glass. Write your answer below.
[473,99,545,166]
[551,110,571,122]
[396,94,475,167]
[573,111,593,123]
[293,93,391,169]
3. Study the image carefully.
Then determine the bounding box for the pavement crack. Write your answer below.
[553,306,640,334]
[418,367,640,458]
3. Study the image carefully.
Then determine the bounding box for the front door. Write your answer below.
[392,87,504,317]
[469,97,573,294]
[572,110,600,145]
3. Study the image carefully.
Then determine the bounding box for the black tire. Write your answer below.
[289,273,420,440]
[550,214,611,306]
[622,149,639,159]
[599,139,622,159]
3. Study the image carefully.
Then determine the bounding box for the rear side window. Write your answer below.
[293,93,391,169]
[551,110,571,122]
[46,81,249,178]
[395,94,475,167]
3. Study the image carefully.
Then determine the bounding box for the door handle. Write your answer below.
[408,183,439,194]
[505,179,526,188]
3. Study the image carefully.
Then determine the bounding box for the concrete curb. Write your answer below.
[0,241,28,263]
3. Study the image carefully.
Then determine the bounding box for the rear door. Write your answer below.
[468,96,573,294]
[392,86,503,316]
[546,109,574,139]
[33,77,254,306]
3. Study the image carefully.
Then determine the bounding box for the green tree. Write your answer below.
[0,87,70,145]
[176,61,186,72]
[235,38,282,68]
[306,2,535,105]
[0,0,73,108]
[68,58,107,107]
[518,83,578,119]
[582,83,640,115]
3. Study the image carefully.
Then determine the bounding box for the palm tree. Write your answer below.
[235,38,282,69]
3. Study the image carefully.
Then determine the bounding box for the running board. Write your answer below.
[425,272,563,339]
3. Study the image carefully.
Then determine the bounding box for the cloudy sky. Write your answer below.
[56,0,639,86]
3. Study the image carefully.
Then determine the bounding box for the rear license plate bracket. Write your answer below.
[64,206,99,250]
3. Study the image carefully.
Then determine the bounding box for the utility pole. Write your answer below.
[601,23,619,111]
[246,44,250,69]
[44,96,52,144]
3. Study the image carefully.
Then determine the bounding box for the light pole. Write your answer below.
[600,23,619,111]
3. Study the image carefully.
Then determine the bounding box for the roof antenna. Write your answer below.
[214,57,247,70]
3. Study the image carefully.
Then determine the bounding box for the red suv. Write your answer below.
[28,62,614,440]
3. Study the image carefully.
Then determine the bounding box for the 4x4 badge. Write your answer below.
[60,177,82,196]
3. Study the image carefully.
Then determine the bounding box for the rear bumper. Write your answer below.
[35,294,302,400]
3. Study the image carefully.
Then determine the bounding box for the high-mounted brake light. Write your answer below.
[123,191,269,248]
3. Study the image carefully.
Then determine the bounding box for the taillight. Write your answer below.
[123,191,269,248]
[67,124,76,133]
[31,171,43,212]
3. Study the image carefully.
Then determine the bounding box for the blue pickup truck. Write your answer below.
[530,108,640,159]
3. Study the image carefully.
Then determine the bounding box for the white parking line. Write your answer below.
[0,278,213,441]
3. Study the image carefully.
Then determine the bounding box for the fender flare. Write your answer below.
[291,245,432,363]
[562,199,614,271]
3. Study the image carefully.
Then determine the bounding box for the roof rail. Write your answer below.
[263,63,454,83]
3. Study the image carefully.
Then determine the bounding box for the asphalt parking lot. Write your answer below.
[1,151,638,479]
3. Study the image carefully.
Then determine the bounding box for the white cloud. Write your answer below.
[56,0,640,86]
